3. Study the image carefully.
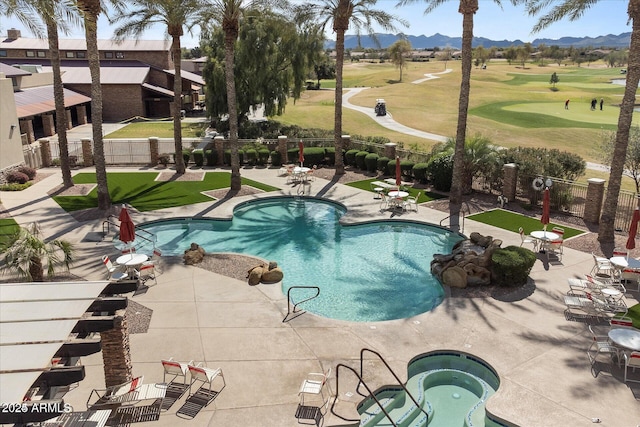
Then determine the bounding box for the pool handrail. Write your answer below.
[282,286,320,323]
[330,363,398,426]
[439,201,471,233]
[103,215,157,247]
[358,348,429,425]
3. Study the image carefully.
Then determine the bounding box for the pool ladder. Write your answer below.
[439,201,471,234]
[330,348,428,426]
[282,286,320,322]
[102,215,157,246]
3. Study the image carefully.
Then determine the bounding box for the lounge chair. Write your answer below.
[176,364,226,419]
[161,358,193,410]
[87,376,167,410]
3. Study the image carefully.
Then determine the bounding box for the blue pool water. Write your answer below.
[137,197,463,322]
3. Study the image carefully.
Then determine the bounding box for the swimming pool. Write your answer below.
[136,197,463,322]
[357,351,509,427]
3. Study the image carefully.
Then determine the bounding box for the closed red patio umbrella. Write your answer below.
[626,208,640,251]
[298,141,305,167]
[395,156,401,187]
[541,188,550,231]
[118,206,136,252]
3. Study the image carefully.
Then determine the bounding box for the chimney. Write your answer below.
[7,28,21,40]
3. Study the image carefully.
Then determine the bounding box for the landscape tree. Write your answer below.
[396,0,520,232]
[314,58,337,88]
[503,45,517,65]
[112,0,210,176]
[3,223,74,282]
[527,0,640,252]
[388,38,412,81]
[598,126,640,194]
[441,46,453,69]
[516,43,533,68]
[549,71,559,88]
[302,0,406,175]
[1,0,80,189]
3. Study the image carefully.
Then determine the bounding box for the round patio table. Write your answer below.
[608,327,640,351]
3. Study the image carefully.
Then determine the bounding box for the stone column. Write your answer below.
[341,135,351,152]
[39,138,51,167]
[101,311,132,388]
[277,135,288,165]
[65,110,73,130]
[585,178,606,224]
[149,137,159,166]
[76,105,88,125]
[214,136,225,166]
[81,138,94,166]
[384,142,397,160]
[20,119,35,144]
[42,114,55,137]
[502,163,518,202]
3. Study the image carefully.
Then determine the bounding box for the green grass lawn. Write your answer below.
[467,208,584,238]
[53,172,280,212]
[0,218,19,251]
[345,178,446,203]
[622,303,640,329]
[104,121,208,138]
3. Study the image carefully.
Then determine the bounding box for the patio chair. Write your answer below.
[138,261,157,286]
[121,247,136,254]
[404,192,421,212]
[612,248,628,257]
[519,227,538,251]
[296,368,332,425]
[610,316,634,329]
[176,364,226,419]
[379,192,390,211]
[102,255,128,281]
[591,253,615,278]
[587,325,619,368]
[161,358,193,410]
[87,376,167,410]
[623,351,640,383]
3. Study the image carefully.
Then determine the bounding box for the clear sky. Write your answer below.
[0,0,630,48]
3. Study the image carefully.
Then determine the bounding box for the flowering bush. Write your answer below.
[17,166,36,180]
[6,171,29,184]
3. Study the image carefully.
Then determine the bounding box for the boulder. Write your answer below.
[183,243,206,265]
[261,267,284,284]
[442,266,467,288]
[247,265,264,286]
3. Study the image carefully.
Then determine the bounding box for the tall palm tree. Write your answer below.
[112,0,208,176]
[1,0,79,188]
[397,0,518,231]
[303,0,406,176]
[76,0,122,210]
[3,223,74,282]
[526,0,640,253]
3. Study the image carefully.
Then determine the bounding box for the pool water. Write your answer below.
[137,197,463,322]
[358,351,506,427]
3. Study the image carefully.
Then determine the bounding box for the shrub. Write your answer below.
[412,163,429,183]
[204,149,217,166]
[400,160,414,178]
[303,147,326,166]
[51,158,61,167]
[0,182,32,191]
[158,153,171,166]
[257,148,270,165]
[491,246,537,286]
[6,171,29,184]
[345,149,360,166]
[181,149,192,166]
[355,151,369,170]
[270,150,282,166]
[377,156,390,172]
[325,147,336,166]
[192,149,204,167]
[245,148,258,166]
[287,148,299,164]
[426,153,453,192]
[17,166,36,180]
[385,159,396,175]
[364,153,379,173]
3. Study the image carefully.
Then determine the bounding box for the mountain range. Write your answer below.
[324,32,631,50]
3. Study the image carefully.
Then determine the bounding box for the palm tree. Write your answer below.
[76,0,121,210]
[1,0,79,189]
[112,0,208,176]
[442,134,499,195]
[526,0,640,253]
[303,0,406,176]
[396,0,518,231]
[3,223,74,282]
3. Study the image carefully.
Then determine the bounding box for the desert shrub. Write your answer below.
[51,158,61,167]
[364,153,379,173]
[287,148,299,164]
[270,150,282,166]
[426,153,453,192]
[245,148,258,166]
[204,149,217,166]
[385,159,396,175]
[325,147,336,166]
[223,149,244,165]
[412,163,429,183]
[181,149,192,165]
[377,156,390,172]
[257,148,270,165]
[6,171,29,184]
[192,149,204,167]
[491,246,537,286]
[345,149,360,166]
[17,166,36,180]
[158,153,171,166]
[354,151,368,170]
[303,147,325,166]
[0,182,32,191]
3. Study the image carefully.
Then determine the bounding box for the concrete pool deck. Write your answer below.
[1,166,639,426]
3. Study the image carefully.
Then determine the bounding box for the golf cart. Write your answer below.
[375,99,386,116]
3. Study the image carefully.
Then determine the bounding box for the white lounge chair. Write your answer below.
[176,364,226,419]
[161,358,193,410]
[87,376,167,410]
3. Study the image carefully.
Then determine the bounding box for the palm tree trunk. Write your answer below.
[449,0,477,232]
[598,0,640,252]
[83,3,111,210]
[29,256,44,282]
[333,28,346,176]
[172,35,186,175]
[47,20,73,188]
[225,31,241,191]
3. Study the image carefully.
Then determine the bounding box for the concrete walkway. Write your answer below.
[1,166,639,426]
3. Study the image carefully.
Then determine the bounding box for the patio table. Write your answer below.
[609,327,640,352]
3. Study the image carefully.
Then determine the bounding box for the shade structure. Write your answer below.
[395,156,401,187]
[118,206,136,244]
[626,208,640,250]
[298,141,305,167]
[541,188,550,231]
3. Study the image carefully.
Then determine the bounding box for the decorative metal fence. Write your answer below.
[614,190,640,232]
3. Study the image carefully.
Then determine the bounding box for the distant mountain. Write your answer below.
[324,32,631,50]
